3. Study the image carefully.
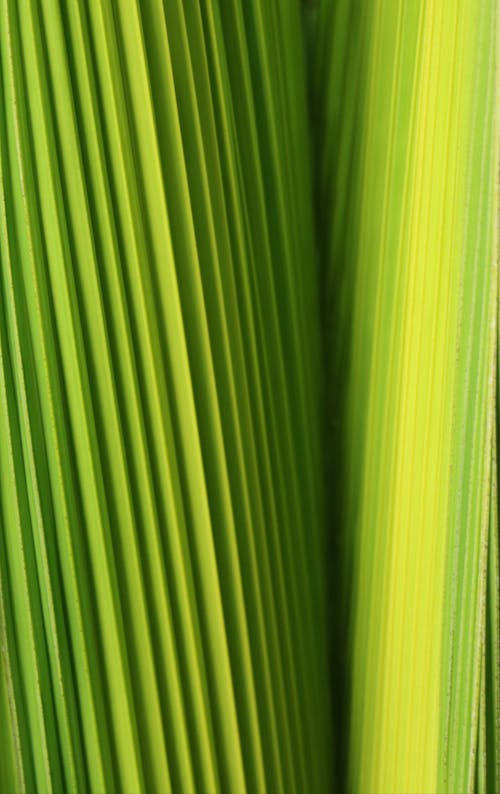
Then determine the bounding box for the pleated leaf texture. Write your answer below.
[0,2,497,794]
[0,1,328,791]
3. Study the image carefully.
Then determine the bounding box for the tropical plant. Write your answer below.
[0,1,497,793]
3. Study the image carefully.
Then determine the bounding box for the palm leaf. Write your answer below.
[0,0,497,792]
